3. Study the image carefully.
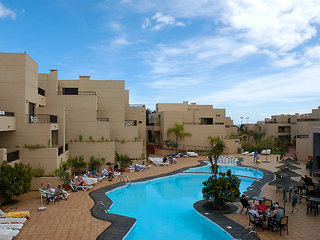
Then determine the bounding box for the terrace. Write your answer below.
[1,155,320,240]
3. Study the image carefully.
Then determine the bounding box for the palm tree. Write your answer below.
[207,136,226,179]
[167,123,192,151]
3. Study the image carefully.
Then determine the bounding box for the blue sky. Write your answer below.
[1,0,320,124]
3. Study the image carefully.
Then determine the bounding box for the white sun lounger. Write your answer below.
[69,180,92,191]
[0,218,27,224]
[0,229,20,240]
[0,223,24,230]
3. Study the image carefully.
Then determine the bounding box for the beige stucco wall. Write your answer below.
[19,148,60,174]
[0,148,6,165]
[69,142,115,163]
[115,142,143,158]
[224,139,241,154]
[296,138,309,162]
[0,116,15,131]
[30,177,62,191]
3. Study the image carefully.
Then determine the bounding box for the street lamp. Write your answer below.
[246,117,249,124]
[240,116,244,125]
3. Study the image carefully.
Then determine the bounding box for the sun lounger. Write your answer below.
[0,218,27,224]
[0,210,30,219]
[69,180,92,191]
[187,151,199,157]
[0,223,24,230]
[242,151,249,155]
[113,171,121,178]
[0,229,20,240]
[83,177,98,185]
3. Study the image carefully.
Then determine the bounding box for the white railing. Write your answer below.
[206,156,238,166]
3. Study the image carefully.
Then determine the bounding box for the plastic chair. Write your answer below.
[278,216,289,235]
[248,213,264,231]
[263,199,273,209]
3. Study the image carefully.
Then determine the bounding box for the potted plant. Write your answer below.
[55,164,71,191]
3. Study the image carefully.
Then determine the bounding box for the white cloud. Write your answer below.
[232,45,258,58]
[146,77,204,89]
[196,63,320,106]
[112,36,131,45]
[272,53,299,67]
[220,0,320,51]
[142,12,186,31]
[305,45,320,60]
[142,18,151,29]
[0,3,15,19]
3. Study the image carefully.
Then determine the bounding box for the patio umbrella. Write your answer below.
[269,177,303,203]
[276,164,301,170]
[279,158,300,165]
[274,168,301,178]
[269,177,302,188]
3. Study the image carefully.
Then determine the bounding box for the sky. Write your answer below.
[1,0,320,124]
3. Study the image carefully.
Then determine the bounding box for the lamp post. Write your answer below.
[240,116,244,125]
[246,117,249,124]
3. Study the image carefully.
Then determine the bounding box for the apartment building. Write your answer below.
[0,53,146,174]
[147,102,239,152]
[243,107,320,162]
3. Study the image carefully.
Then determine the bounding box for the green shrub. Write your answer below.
[202,169,241,209]
[89,156,102,171]
[120,139,126,144]
[55,166,70,185]
[89,136,93,142]
[115,152,132,167]
[79,135,83,142]
[33,167,45,177]
[0,162,34,203]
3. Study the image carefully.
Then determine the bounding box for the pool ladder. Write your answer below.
[239,226,260,240]
[120,175,131,184]
[96,200,109,213]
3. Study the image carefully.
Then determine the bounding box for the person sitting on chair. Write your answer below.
[240,194,250,213]
[257,200,267,214]
[248,204,263,225]
[270,204,284,230]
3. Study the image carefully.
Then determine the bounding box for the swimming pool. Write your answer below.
[185,165,264,179]
[106,172,257,240]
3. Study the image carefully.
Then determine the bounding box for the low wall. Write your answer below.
[19,148,60,175]
[30,177,62,191]
[69,142,115,163]
[115,142,143,158]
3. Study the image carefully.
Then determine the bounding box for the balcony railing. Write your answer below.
[0,111,14,117]
[129,104,145,107]
[125,120,137,126]
[97,118,109,122]
[7,150,19,163]
[26,114,58,124]
[38,87,45,96]
[57,91,96,95]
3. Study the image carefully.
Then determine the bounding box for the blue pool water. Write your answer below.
[185,165,264,179]
[106,172,257,240]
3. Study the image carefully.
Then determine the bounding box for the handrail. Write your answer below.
[97,200,109,213]
[239,226,260,240]
[120,175,130,184]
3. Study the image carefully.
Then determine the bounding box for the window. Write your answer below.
[62,88,78,95]
[200,118,213,125]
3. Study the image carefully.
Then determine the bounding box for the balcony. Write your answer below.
[7,150,19,163]
[125,120,137,126]
[0,111,15,131]
[26,114,58,124]
[57,90,96,95]
[97,118,109,122]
